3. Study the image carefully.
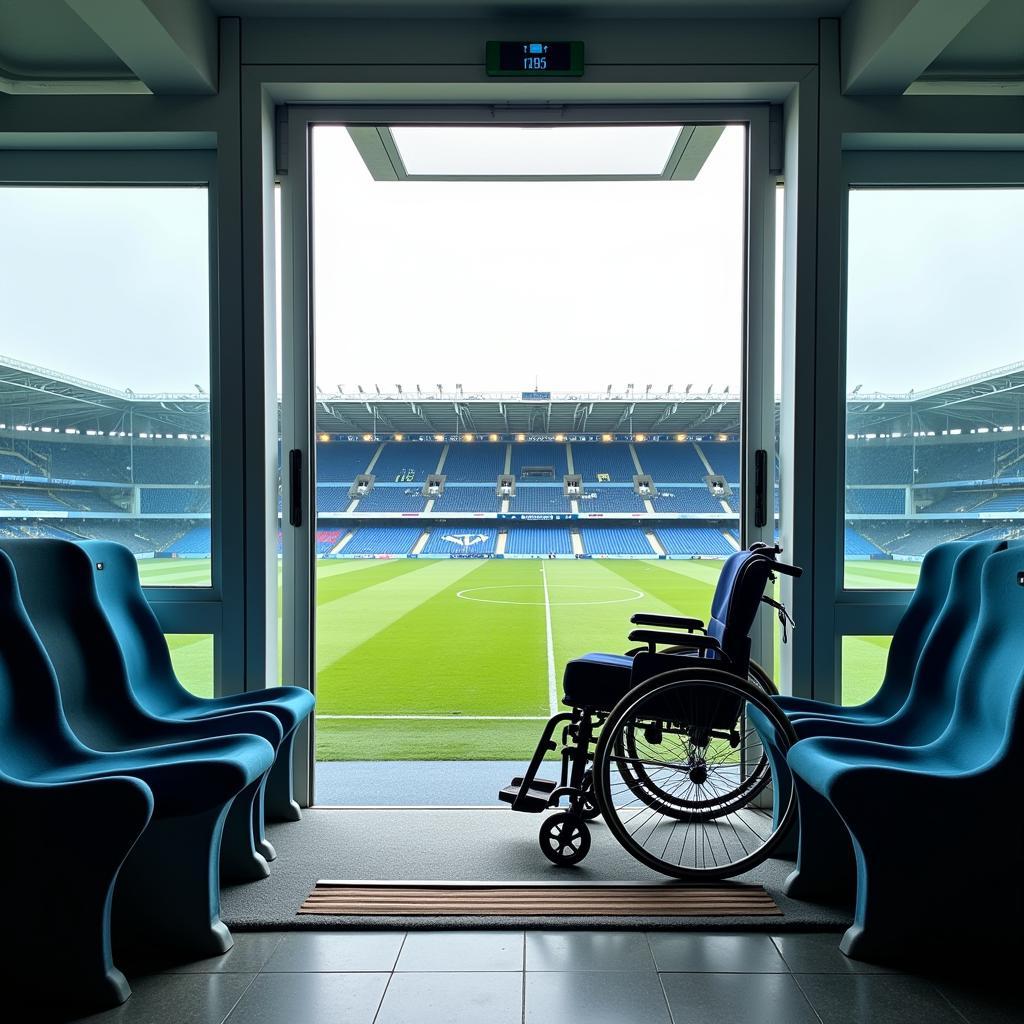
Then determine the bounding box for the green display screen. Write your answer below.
[485,41,584,78]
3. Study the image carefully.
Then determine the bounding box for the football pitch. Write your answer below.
[138,555,920,761]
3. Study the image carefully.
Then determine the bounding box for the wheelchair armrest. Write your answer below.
[629,613,705,632]
[627,629,723,656]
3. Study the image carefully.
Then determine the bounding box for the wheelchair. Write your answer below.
[499,543,802,880]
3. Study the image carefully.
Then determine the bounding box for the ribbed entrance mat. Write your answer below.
[300,881,781,917]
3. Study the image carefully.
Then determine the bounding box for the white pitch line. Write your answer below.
[316,714,548,721]
[541,564,558,715]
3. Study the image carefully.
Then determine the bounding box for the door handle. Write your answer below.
[754,449,768,528]
[288,448,303,527]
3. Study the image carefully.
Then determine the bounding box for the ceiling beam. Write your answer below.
[66,0,218,95]
[841,0,991,96]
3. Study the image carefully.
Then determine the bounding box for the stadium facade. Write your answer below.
[1,356,1022,562]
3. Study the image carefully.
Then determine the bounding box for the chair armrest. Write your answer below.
[627,629,723,655]
[629,613,706,632]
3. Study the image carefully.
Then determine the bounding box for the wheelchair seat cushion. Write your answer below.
[562,653,633,709]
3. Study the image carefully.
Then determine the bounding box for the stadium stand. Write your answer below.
[651,489,728,513]
[916,490,991,513]
[0,451,43,477]
[704,441,740,481]
[569,443,636,482]
[316,441,371,481]
[845,488,905,514]
[422,527,497,555]
[580,526,654,555]
[316,528,343,554]
[343,526,421,555]
[844,526,886,557]
[974,492,1024,513]
[576,488,648,512]
[634,442,707,483]
[316,485,353,512]
[510,442,568,478]
[507,486,572,513]
[352,487,427,512]
[129,445,209,485]
[429,486,502,512]
[655,526,735,556]
[0,488,70,511]
[440,443,506,481]
[163,525,210,556]
[504,526,572,555]
[846,444,914,485]
[140,488,211,514]
[370,442,442,482]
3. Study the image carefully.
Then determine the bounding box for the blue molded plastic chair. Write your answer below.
[777,540,967,725]
[82,540,316,823]
[0,539,283,884]
[0,548,275,962]
[0,770,153,1014]
[781,539,1006,902]
[787,545,1024,963]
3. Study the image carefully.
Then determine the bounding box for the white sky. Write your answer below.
[0,137,1021,398]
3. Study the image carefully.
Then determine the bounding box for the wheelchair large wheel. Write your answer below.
[611,660,778,822]
[593,666,796,880]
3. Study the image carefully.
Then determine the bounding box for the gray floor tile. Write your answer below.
[929,977,1024,1024]
[526,930,657,972]
[770,933,901,974]
[662,972,819,1024]
[649,932,789,973]
[795,974,966,1024]
[162,932,287,974]
[526,971,672,1024]
[71,973,255,1024]
[222,972,388,1024]
[375,971,523,1024]
[261,931,405,973]
[395,931,524,972]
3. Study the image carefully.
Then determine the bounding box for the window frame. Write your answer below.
[0,148,233,692]
[829,149,1024,701]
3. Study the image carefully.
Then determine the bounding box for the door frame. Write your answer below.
[278,103,778,807]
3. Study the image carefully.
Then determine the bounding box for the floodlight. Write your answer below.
[394,433,404,441]
[676,434,687,442]
[601,433,612,442]
[554,433,565,442]
[463,432,474,442]
[489,433,499,442]
[516,433,526,442]
[362,433,373,442]
[318,432,330,443]
[635,433,646,442]
[718,433,728,442]
[434,433,444,442]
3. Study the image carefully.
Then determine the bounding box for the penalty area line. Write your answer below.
[541,564,558,716]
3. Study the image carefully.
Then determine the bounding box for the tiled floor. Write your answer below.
[65,930,1022,1024]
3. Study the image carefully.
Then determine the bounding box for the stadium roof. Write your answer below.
[1,355,1021,439]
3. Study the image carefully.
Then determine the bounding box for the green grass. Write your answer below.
[138,555,919,760]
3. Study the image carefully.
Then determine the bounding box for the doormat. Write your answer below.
[300,880,781,917]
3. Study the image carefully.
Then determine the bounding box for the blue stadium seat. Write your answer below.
[430,485,502,512]
[656,526,736,556]
[569,443,636,482]
[651,488,728,513]
[371,442,442,482]
[422,526,497,555]
[316,485,354,512]
[81,540,316,826]
[579,526,654,555]
[0,547,274,962]
[316,441,372,481]
[845,488,904,514]
[507,486,572,513]
[786,545,1024,962]
[343,526,421,554]
[510,441,568,478]
[844,526,885,557]
[634,442,707,482]
[353,486,426,512]
[1,769,153,1013]
[576,487,648,512]
[0,539,283,885]
[163,524,210,555]
[441,442,506,481]
[504,527,572,554]
[140,487,211,514]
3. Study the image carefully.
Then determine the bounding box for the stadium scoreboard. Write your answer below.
[486,41,584,77]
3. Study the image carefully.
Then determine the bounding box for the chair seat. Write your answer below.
[182,685,316,733]
[562,653,634,709]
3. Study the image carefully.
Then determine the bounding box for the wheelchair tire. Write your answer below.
[593,666,797,880]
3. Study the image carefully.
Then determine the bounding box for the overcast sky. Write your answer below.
[0,134,1021,398]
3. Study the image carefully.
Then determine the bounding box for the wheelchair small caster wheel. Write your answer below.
[540,812,591,867]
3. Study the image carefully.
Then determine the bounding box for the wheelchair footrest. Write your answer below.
[498,776,558,813]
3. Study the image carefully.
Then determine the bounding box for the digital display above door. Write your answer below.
[485,41,584,77]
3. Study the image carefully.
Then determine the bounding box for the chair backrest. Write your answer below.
[0,539,147,751]
[893,539,1007,740]
[79,540,193,717]
[705,547,795,670]
[936,546,1024,774]
[865,541,967,717]
[0,550,89,777]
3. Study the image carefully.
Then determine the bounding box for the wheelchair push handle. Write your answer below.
[771,560,802,578]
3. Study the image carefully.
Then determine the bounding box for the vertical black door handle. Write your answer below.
[754,449,768,528]
[288,448,303,527]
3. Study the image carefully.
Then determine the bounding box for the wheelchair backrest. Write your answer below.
[705,548,785,670]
